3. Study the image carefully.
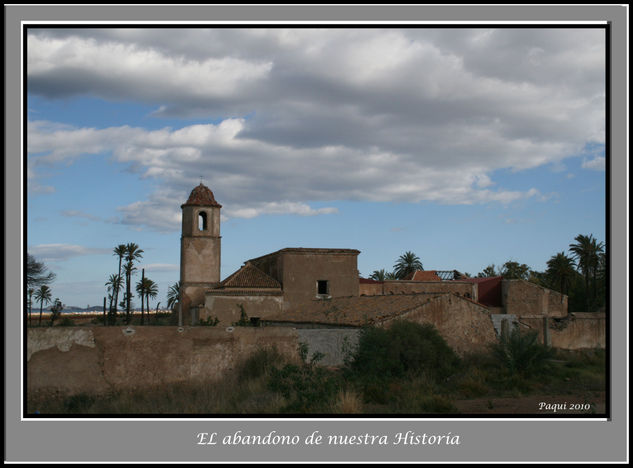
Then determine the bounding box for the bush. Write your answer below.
[267,343,342,413]
[57,317,75,327]
[349,321,460,382]
[236,347,284,382]
[489,327,554,377]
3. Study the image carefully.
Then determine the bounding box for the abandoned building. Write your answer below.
[178,183,604,356]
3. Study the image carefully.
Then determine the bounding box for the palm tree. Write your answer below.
[136,276,146,325]
[105,274,122,316]
[136,275,157,325]
[33,285,52,326]
[369,269,387,281]
[393,251,423,280]
[569,234,605,311]
[546,252,576,295]
[123,243,144,323]
[166,281,181,311]
[112,244,127,318]
[27,288,34,327]
[144,279,159,320]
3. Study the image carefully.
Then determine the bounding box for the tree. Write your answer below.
[112,244,127,319]
[33,285,52,326]
[369,269,387,281]
[500,261,531,280]
[546,252,577,295]
[49,298,64,326]
[27,253,56,289]
[144,279,158,320]
[393,251,423,280]
[166,281,181,311]
[27,288,34,327]
[136,275,157,325]
[569,234,605,311]
[123,243,144,323]
[105,273,122,321]
[477,264,498,278]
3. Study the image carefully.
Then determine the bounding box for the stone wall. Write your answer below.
[381,294,496,355]
[202,294,283,325]
[296,329,360,367]
[27,326,300,398]
[519,313,606,349]
[502,279,567,317]
[381,281,477,302]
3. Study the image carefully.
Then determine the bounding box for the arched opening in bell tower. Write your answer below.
[198,211,208,231]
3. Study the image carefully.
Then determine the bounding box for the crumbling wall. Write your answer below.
[381,281,477,301]
[27,326,300,398]
[359,282,383,296]
[382,294,496,355]
[502,280,567,317]
[203,294,283,325]
[296,329,360,367]
[519,313,605,349]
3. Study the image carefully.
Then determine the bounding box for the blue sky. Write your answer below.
[26,27,606,308]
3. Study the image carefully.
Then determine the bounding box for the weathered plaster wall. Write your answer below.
[359,282,383,296]
[519,313,605,349]
[27,326,300,398]
[381,281,477,301]
[502,280,567,317]
[202,294,283,325]
[296,329,360,367]
[382,294,496,355]
[279,252,360,310]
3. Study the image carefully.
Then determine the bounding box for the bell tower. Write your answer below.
[179,183,222,319]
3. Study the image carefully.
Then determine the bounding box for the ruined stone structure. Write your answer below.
[176,183,602,356]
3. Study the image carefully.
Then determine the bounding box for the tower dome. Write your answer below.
[182,183,222,208]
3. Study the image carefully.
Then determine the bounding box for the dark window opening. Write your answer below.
[317,280,329,295]
[198,211,208,231]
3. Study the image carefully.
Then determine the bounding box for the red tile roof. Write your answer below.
[182,183,222,208]
[216,262,281,289]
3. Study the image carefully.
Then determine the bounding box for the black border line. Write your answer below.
[22,21,611,421]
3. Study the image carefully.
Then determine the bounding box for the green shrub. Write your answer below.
[349,321,461,382]
[267,344,341,413]
[489,327,554,377]
[236,347,284,382]
[57,317,76,327]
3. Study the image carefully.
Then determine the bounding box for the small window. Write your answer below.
[198,211,208,231]
[317,280,329,296]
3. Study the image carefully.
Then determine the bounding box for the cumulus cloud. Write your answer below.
[26,28,606,231]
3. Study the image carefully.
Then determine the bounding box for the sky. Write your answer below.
[25,26,607,309]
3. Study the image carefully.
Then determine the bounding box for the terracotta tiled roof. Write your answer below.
[182,183,222,207]
[216,263,281,289]
[264,293,449,327]
[402,270,442,281]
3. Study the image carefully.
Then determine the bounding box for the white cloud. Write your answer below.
[29,244,111,261]
[26,28,606,231]
[139,263,179,272]
[582,156,606,171]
